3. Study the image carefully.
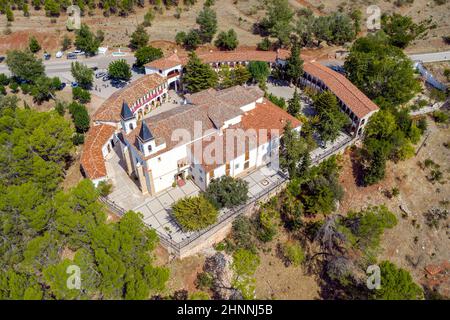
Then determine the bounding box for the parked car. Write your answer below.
[43,53,51,60]
[59,83,67,90]
[71,82,78,88]
[102,75,110,82]
[73,50,85,56]
[95,72,106,79]
[67,53,77,60]
[55,51,63,58]
[0,56,5,63]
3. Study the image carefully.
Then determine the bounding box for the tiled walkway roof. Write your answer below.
[93,74,166,123]
[80,124,116,179]
[145,52,183,70]
[303,61,379,118]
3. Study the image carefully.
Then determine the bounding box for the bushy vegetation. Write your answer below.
[172,195,218,231]
[256,0,358,47]
[360,109,423,185]
[214,29,238,51]
[345,32,421,109]
[0,97,168,299]
[134,46,163,68]
[108,59,132,82]
[204,176,248,209]
[183,52,218,93]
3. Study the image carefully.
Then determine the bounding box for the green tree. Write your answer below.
[205,176,249,209]
[6,50,45,82]
[61,35,72,51]
[214,29,239,50]
[373,261,424,300]
[143,8,155,27]
[129,24,149,50]
[108,60,132,81]
[196,6,217,43]
[257,37,272,51]
[232,65,251,86]
[247,61,270,84]
[287,88,301,117]
[134,46,163,67]
[232,249,260,300]
[314,90,349,143]
[284,42,303,84]
[31,77,58,103]
[28,36,42,53]
[172,195,218,231]
[382,13,426,49]
[68,102,90,133]
[183,52,218,92]
[74,24,101,56]
[344,32,420,108]
[262,0,294,46]
[72,87,91,104]
[279,122,310,179]
[44,0,61,17]
[71,62,94,89]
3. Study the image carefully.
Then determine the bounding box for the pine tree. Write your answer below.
[183,52,218,93]
[284,42,303,84]
[287,88,301,117]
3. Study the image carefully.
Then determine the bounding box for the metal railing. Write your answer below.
[310,135,354,164]
[100,171,288,256]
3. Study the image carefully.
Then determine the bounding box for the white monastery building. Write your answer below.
[80,49,379,193]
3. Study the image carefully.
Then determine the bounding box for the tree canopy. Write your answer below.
[134,46,163,68]
[344,32,420,109]
[196,6,218,43]
[129,24,150,50]
[0,98,168,300]
[172,195,218,231]
[71,62,94,89]
[204,176,249,209]
[74,24,101,56]
[183,52,218,93]
[108,60,132,81]
[313,91,350,143]
[6,50,45,82]
[214,29,239,50]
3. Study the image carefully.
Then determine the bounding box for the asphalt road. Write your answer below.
[0,54,137,77]
[408,50,450,63]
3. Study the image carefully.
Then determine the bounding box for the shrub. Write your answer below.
[256,208,278,242]
[204,176,249,209]
[432,111,449,123]
[68,102,90,133]
[231,216,256,252]
[172,195,218,231]
[72,133,85,145]
[72,87,91,104]
[282,241,305,267]
[195,272,214,290]
[97,180,113,197]
[267,93,286,109]
[0,73,10,86]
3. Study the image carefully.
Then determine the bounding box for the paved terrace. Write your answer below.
[105,149,285,245]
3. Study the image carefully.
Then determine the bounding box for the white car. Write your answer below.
[55,51,63,58]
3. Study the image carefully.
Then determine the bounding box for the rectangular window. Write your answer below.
[244,161,249,170]
[225,163,230,176]
[209,170,215,180]
[245,151,249,161]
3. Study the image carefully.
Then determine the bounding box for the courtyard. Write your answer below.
[105,147,286,245]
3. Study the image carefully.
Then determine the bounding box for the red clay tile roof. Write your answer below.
[93,74,166,123]
[145,52,183,70]
[303,61,379,119]
[196,98,302,172]
[80,124,116,179]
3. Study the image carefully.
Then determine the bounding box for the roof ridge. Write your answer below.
[310,62,375,114]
